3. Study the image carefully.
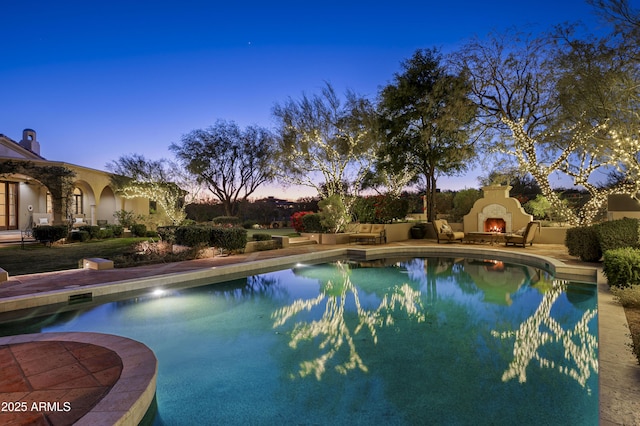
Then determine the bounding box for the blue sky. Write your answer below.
[1,0,606,199]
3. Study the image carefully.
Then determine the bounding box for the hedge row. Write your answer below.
[32,224,126,244]
[159,225,247,253]
[565,218,640,288]
[565,218,640,262]
[32,225,69,244]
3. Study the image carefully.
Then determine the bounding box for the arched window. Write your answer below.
[73,188,83,214]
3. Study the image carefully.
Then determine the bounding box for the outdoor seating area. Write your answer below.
[349,224,386,245]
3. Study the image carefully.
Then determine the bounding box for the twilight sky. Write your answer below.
[1,0,606,199]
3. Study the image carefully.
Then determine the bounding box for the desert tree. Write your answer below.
[452,14,640,225]
[170,120,275,217]
[107,154,188,225]
[272,82,378,212]
[376,48,478,222]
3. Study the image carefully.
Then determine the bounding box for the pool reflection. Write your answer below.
[272,261,426,380]
[271,257,597,394]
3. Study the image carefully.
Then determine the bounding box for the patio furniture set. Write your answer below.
[433,219,540,247]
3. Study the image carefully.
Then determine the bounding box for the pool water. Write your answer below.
[1,257,598,425]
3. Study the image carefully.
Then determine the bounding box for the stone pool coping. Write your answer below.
[0,243,638,424]
[0,332,157,426]
[0,245,597,314]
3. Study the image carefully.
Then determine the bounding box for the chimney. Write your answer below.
[19,129,41,155]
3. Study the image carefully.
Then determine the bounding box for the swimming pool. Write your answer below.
[0,256,598,425]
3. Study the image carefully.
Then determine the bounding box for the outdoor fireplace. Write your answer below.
[484,218,506,233]
[463,185,533,233]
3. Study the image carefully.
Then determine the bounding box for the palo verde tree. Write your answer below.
[170,120,274,217]
[107,154,188,225]
[376,48,478,222]
[272,82,378,212]
[454,3,640,226]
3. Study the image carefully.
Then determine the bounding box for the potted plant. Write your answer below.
[410,223,428,239]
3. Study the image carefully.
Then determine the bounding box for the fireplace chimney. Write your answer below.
[19,129,41,155]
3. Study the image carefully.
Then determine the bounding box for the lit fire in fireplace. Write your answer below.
[484,218,506,233]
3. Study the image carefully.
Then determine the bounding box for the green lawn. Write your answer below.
[0,228,299,277]
[0,238,147,276]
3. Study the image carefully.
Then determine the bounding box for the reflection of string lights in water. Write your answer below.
[491,279,598,394]
[272,261,425,380]
[273,260,597,390]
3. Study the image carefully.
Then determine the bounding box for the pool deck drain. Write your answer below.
[0,240,638,425]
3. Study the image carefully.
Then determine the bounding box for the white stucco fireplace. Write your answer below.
[463,185,533,233]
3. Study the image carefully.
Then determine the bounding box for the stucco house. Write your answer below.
[0,129,151,231]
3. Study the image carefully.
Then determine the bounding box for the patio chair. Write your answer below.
[504,221,540,247]
[432,219,464,243]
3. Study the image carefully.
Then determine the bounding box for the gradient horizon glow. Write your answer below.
[1,0,605,199]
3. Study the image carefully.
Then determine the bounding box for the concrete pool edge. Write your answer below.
[0,245,596,314]
[0,332,158,426]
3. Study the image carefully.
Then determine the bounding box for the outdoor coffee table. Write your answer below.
[464,232,504,245]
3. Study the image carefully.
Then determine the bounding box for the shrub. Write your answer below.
[210,227,247,253]
[610,285,640,307]
[252,233,272,241]
[130,223,147,237]
[301,213,324,233]
[351,197,376,223]
[450,189,482,222]
[318,195,349,232]
[211,216,241,227]
[113,209,139,229]
[32,225,69,244]
[243,220,258,229]
[97,228,114,239]
[174,225,211,247]
[372,195,409,223]
[157,226,178,244]
[603,247,640,288]
[523,195,552,220]
[565,226,602,262]
[107,224,124,237]
[291,211,314,232]
[69,230,90,242]
[351,195,410,224]
[78,225,100,239]
[594,218,640,253]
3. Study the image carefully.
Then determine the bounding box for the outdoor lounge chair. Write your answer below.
[433,219,464,243]
[349,224,386,244]
[504,221,540,247]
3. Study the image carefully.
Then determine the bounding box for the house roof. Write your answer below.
[0,133,45,160]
